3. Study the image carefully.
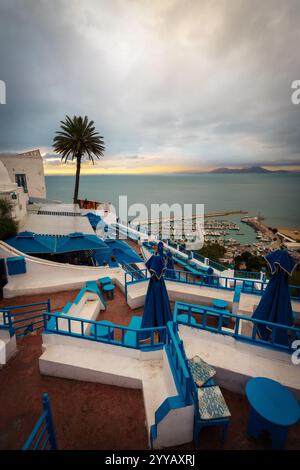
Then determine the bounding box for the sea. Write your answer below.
[45,173,300,245]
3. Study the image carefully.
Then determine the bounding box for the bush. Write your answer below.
[195,242,226,263]
[0,199,18,240]
[234,251,268,272]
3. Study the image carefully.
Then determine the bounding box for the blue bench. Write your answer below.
[124,316,142,347]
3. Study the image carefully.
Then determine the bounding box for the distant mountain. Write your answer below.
[210,166,288,174]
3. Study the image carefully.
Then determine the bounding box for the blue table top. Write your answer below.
[103,283,115,291]
[99,276,112,284]
[246,377,300,426]
[212,299,228,309]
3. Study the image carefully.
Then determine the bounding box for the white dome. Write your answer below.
[0,160,12,184]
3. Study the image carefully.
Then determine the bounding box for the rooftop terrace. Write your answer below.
[1,287,300,450]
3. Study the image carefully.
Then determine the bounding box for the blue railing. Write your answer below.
[6,300,51,337]
[0,309,14,336]
[22,393,57,450]
[234,269,261,280]
[193,252,206,263]
[150,321,193,446]
[124,268,300,302]
[165,322,193,404]
[44,312,166,351]
[207,258,228,272]
[174,301,300,354]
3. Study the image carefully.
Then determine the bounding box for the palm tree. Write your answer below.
[53,115,105,203]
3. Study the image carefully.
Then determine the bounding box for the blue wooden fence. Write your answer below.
[173,301,300,354]
[124,268,300,302]
[44,312,166,351]
[22,393,57,450]
[5,300,51,337]
[165,321,193,403]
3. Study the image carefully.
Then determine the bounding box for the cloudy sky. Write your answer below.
[0,0,299,174]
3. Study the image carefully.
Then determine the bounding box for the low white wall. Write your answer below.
[179,325,300,399]
[152,349,194,449]
[0,330,17,366]
[0,241,122,298]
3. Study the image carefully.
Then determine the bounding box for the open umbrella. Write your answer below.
[252,249,297,346]
[140,254,172,340]
[166,250,176,280]
[6,231,55,254]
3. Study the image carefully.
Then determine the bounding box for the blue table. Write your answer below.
[212,299,228,310]
[246,377,300,449]
[213,299,229,326]
[177,314,197,326]
[103,283,115,300]
[90,321,114,340]
[99,276,112,287]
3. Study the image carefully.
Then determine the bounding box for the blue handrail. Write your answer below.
[44,312,166,351]
[165,321,193,403]
[234,269,261,280]
[173,301,300,354]
[6,300,51,337]
[22,393,57,450]
[124,269,300,302]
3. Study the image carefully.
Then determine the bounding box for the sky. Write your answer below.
[0,0,299,174]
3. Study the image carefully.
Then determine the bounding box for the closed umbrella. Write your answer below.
[252,249,297,346]
[166,250,176,279]
[140,254,172,340]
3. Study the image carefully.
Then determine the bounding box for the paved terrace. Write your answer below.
[1,287,300,450]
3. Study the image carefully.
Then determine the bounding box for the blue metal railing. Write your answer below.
[193,252,206,263]
[234,269,261,280]
[165,322,193,404]
[6,300,51,337]
[0,309,14,336]
[44,312,166,351]
[22,393,57,450]
[124,268,300,302]
[173,301,300,354]
[150,321,194,446]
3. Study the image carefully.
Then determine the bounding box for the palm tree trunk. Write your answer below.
[73,154,82,204]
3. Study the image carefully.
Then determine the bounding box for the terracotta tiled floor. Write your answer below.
[1,287,300,450]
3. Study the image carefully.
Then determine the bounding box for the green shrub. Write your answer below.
[0,199,18,240]
[196,242,226,263]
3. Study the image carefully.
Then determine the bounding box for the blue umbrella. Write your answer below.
[157,241,164,258]
[84,212,102,230]
[140,254,172,340]
[252,249,297,346]
[166,250,176,280]
[6,231,55,254]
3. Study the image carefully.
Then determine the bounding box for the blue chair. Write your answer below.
[180,344,230,445]
[124,316,142,347]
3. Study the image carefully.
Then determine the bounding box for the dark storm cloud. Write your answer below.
[0,0,299,170]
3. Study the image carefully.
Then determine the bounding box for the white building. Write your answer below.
[0,160,28,224]
[0,149,46,199]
